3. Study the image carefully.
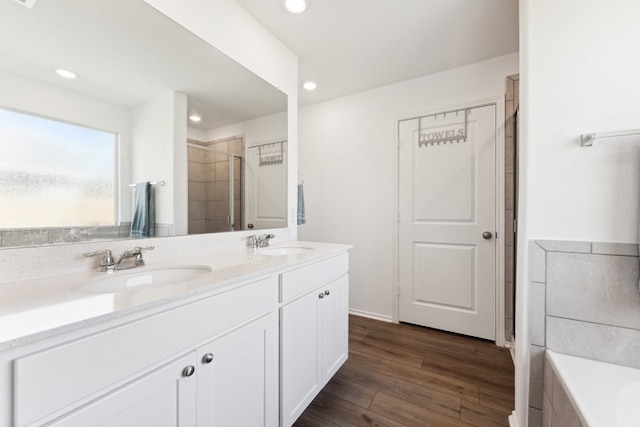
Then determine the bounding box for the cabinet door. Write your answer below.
[280,290,322,427]
[320,274,349,384]
[49,353,197,427]
[196,312,278,427]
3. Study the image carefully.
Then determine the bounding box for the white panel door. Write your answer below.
[245,142,288,230]
[398,104,497,340]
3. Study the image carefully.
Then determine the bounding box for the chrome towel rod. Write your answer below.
[129,181,165,188]
[581,129,640,147]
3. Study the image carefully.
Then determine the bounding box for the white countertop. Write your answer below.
[0,241,351,350]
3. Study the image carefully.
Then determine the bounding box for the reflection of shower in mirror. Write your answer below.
[187,139,244,234]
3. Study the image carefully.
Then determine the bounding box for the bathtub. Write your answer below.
[546,351,640,426]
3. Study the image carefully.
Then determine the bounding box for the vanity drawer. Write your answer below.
[280,253,349,302]
[14,275,277,427]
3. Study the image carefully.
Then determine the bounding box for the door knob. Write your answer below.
[482,231,493,240]
[202,353,214,364]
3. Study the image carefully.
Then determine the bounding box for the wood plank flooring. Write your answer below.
[294,315,514,427]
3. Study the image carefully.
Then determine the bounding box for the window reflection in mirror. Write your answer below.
[0,107,117,229]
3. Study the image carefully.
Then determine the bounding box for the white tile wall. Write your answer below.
[529,239,640,423]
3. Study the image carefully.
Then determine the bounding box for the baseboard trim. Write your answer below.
[348,309,393,323]
[508,412,519,427]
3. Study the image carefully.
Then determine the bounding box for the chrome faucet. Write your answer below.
[115,246,155,270]
[247,234,276,248]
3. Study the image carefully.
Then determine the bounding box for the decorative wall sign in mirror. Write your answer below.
[0,0,288,249]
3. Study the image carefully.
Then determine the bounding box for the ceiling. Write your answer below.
[0,0,286,131]
[235,0,519,105]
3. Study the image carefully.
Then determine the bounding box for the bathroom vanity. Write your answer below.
[0,242,350,427]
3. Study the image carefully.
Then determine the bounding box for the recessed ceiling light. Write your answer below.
[302,81,317,91]
[284,0,307,14]
[55,68,77,79]
[189,114,202,123]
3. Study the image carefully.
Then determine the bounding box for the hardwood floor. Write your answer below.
[294,315,514,427]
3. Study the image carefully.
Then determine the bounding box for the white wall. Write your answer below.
[203,112,288,148]
[131,91,188,234]
[516,1,640,425]
[526,0,640,243]
[0,68,133,223]
[298,53,519,320]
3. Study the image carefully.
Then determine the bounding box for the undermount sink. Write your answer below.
[257,246,315,255]
[74,265,212,294]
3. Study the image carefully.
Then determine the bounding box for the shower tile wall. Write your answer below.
[504,73,519,342]
[527,240,640,426]
[188,137,243,235]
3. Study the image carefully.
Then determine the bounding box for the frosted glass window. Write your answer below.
[0,108,116,228]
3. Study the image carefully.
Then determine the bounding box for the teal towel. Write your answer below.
[297,183,306,225]
[130,182,155,238]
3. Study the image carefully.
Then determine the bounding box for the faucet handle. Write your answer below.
[247,235,258,248]
[258,234,276,248]
[84,249,115,272]
[122,246,154,256]
[130,246,154,267]
[133,246,155,253]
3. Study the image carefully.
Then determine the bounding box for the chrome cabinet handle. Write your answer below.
[182,365,195,377]
[318,293,325,299]
[482,231,493,240]
[324,290,330,296]
[202,353,214,364]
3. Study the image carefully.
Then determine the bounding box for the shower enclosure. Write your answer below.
[187,137,243,234]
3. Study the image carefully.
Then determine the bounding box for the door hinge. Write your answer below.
[513,218,517,233]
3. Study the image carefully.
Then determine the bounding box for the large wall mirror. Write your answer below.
[0,0,288,249]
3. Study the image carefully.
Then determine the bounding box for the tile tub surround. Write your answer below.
[0,239,349,349]
[528,240,640,426]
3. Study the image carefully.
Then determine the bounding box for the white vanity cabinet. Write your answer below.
[279,254,349,427]
[47,312,278,427]
[46,352,198,427]
[0,244,351,427]
[8,275,279,427]
[195,312,278,427]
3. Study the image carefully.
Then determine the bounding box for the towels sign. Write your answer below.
[259,141,284,166]
[419,127,466,147]
[418,109,468,148]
